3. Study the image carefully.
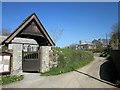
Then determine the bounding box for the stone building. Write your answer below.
[0,13,56,76]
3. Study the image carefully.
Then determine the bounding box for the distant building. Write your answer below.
[65,44,80,50]
[77,38,109,50]
[79,40,96,49]
[92,38,110,48]
[98,38,110,47]
[65,38,110,50]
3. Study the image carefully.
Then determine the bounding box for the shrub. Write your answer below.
[100,51,108,57]
[88,48,106,53]
[99,48,110,57]
[116,80,120,88]
[0,46,8,52]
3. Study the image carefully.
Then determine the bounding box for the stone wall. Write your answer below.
[49,50,58,68]
[111,50,120,79]
[11,44,23,76]
[40,46,51,73]
[40,46,58,73]
[9,44,57,75]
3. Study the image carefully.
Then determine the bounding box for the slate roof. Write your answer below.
[1,13,55,46]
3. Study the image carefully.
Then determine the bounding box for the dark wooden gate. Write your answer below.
[22,45,40,72]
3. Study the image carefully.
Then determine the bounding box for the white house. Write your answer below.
[79,40,96,49]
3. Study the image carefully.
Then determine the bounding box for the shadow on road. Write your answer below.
[74,69,116,87]
[100,60,119,83]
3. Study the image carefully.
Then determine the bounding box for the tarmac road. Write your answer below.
[2,54,117,88]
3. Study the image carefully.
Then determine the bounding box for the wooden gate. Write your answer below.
[22,45,40,72]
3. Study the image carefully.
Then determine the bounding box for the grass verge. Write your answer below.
[41,48,94,76]
[0,75,24,85]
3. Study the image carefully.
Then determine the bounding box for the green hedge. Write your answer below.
[41,48,94,76]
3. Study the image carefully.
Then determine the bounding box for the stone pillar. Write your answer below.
[11,44,23,76]
[40,46,51,73]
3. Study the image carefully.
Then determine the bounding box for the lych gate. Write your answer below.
[22,44,40,72]
[1,13,55,75]
[2,13,55,46]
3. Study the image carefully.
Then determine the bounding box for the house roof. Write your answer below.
[1,13,55,46]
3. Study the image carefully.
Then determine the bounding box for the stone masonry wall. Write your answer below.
[11,44,23,76]
[9,44,56,74]
[40,46,51,73]
[49,50,58,68]
[111,50,120,79]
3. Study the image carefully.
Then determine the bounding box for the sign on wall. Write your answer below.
[0,52,12,74]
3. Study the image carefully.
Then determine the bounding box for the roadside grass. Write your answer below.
[0,75,24,85]
[41,48,94,76]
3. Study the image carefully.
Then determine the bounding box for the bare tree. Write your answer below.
[2,28,11,36]
[110,24,120,49]
[50,28,63,43]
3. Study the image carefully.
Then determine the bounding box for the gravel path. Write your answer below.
[2,54,117,88]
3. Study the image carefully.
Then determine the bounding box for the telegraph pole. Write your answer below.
[106,33,108,46]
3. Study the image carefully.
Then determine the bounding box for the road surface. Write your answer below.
[2,54,117,88]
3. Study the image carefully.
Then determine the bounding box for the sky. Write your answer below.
[2,2,118,47]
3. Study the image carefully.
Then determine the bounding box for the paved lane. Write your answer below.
[2,55,116,88]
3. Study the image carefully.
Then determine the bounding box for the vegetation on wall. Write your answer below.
[41,48,94,76]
